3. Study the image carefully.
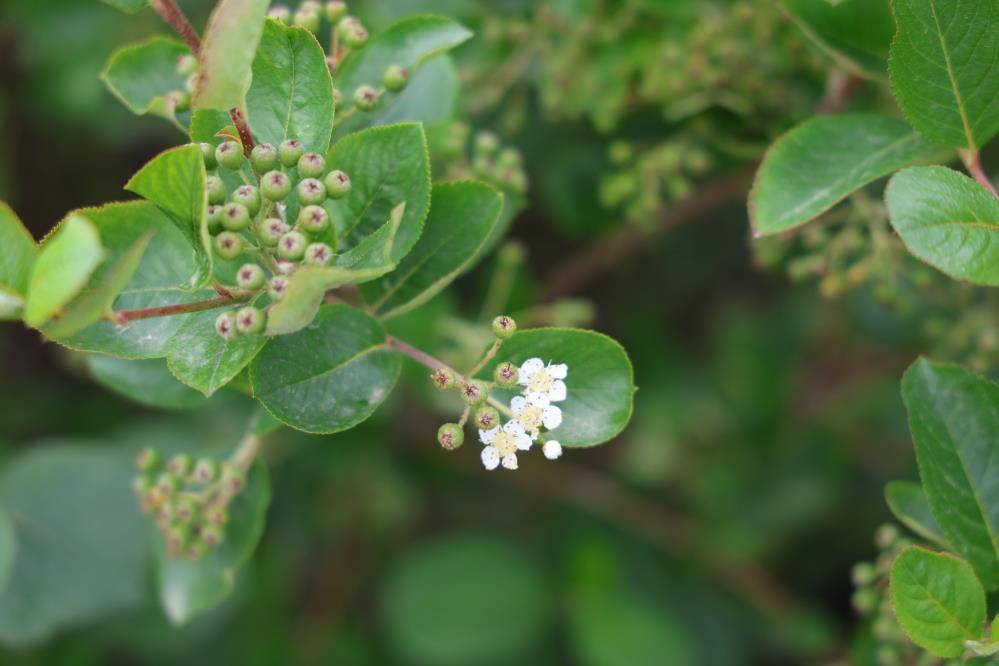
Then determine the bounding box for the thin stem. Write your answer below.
[230,432,264,472]
[111,291,252,325]
[960,149,999,200]
[457,406,470,428]
[466,340,501,380]
[229,107,255,155]
[150,0,201,54]
[331,106,358,129]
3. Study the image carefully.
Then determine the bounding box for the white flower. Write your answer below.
[542,440,562,460]
[511,393,562,438]
[479,420,533,471]
[517,358,568,403]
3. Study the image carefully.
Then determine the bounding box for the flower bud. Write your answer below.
[193,458,220,483]
[297,178,326,206]
[342,23,368,48]
[167,453,193,477]
[277,231,307,261]
[200,142,218,170]
[437,423,464,450]
[383,64,409,92]
[215,140,244,170]
[235,306,266,335]
[353,85,379,111]
[324,0,347,22]
[297,152,326,178]
[203,505,229,527]
[304,242,334,266]
[324,170,351,199]
[474,406,499,430]
[176,54,198,76]
[430,367,455,390]
[542,440,563,460]
[206,204,223,234]
[251,142,278,173]
[233,185,261,216]
[494,361,519,387]
[136,447,163,472]
[261,170,292,201]
[174,497,199,522]
[220,463,246,494]
[221,202,250,231]
[474,131,500,156]
[298,205,330,233]
[259,217,289,246]
[236,263,266,290]
[492,315,516,339]
[268,275,289,300]
[459,379,488,406]
[215,232,244,260]
[267,5,291,22]
[279,139,303,167]
[206,175,227,205]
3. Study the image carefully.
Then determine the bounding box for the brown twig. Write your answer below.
[229,107,255,156]
[960,149,999,200]
[150,0,201,55]
[110,292,251,325]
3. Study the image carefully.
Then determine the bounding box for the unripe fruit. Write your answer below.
[279,139,303,167]
[383,64,409,92]
[251,143,278,173]
[215,140,244,170]
[496,147,522,169]
[167,453,193,477]
[332,87,345,110]
[235,306,266,335]
[874,524,899,550]
[277,231,307,260]
[300,1,321,13]
[297,178,327,206]
[492,315,517,339]
[304,242,334,266]
[156,472,182,495]
[200,524,225,547]
[474,130,500,156]
[293,8,320,32]
[132,474,155,497]
[166,90,189,112]
[259,218,289,246]
[298,152,326,178]
[176,54,198,76]
[475,406,500,430]
[185,73,198,95]
[200,142,218,170]
[236,263,266,290]
[261,170,292,201]
[267,5,291,22]
[215,310,237,340]
[353,85,379,111]
[298,205,330,233]
[220,463,246,494]
[166,523,193,552]
[232,185,261,216]
[438,423,464,450]
[342,23,368,48]
[268,275,289,300]
[851,562,876,587]
[494,361,519,387]
[206,175,227,205]
[324,169,351,198]
[206,205,223,234]
[214,232,243,260]
[460,379,488,406]
[430,367,455,390]
[324,0,347,22]
[136,447,163,472]
[174,498,199,522]
[221,202,250,231]
[203,505,228,526]
[193,458,219,483]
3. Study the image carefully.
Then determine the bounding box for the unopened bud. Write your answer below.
[430,367,455,390]
[437,423,464,450]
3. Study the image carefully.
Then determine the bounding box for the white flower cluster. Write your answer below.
[480,358,567,470]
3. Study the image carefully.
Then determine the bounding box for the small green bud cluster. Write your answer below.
[132,448,248,560]
[199,134,355,339]
[269,1,367,59]
[848,523,913,663]
[433,123,528,196]
[164,53,200,113]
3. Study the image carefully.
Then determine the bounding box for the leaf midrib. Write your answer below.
[927,0,976,149]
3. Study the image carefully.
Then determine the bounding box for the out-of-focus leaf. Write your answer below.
[101,37,190,127]
[781,0,893,78]
[87,355,207,410]
[885,481,949,548]
[0,201,37,320]
[192,0,270,112]
[101,0,146,13]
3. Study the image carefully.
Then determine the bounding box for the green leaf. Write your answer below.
[23,214,105,328]
[250,304,400,434]
[102,37,190,127]
[901,358,999,589]
[381,534,549,664]
[334,16,472,136]
[192,0,270,112]
[889,0,999,150]
[324,123,430,265]
[126,144,211,287]
[0,508,15,594]
[100,0,146,13]
[781,0,893,79]
[333,201,406,272]
[886,166,999,286]
[364,181,504,320]
[749,115,938,236]
[42,230,153,339]
[247,19,334,154]
[157,462,269,624]
[344,54,460,133]
[890,545,985,658]
[0,445,147,646]
[885,481,949,547]
[264,264,395,337]
[86,355,207,410]
[0,201,37,320]
[475,328,636,447]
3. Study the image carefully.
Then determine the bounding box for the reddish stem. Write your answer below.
[150,0,201,55]
[386,335,457,374]
[961,149,999,200]
[112,293,249,325]
[229,107,255,156]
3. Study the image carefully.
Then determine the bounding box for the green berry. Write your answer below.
[203,505,228,526]
[221,202,250,231]
[279,139,303,167]
[383,64,409,92]
[236,263,266,290]
[251,143,278,172]
[232,185,261,216]
[430,367,455,390]
[437,423,464,450]
[206,175,227,205]
[324,0,347,22]
[214,232,243,260]
[494,361,519,387]
[851,588,877,615]
[259,217,289,246]
[261,170,292,201]
[492,315,517,339]
[199,142,217,170]
[206,205,223,234]
[156,472,182,496]
[235,306,266,335]
[304,242,334,266]
[192,458,219,483]
[475,406,500,430]
[136,447,162,472]
[298,205,330,233]
[332,87,345,110]
[268,275,289,300]
[293,8,320,32]
[297,177,326,205]
[132,474,155,497]
[215,140,244,170]
[474,130,500,155]
[460,379,488,406]
[298,152,326,178]
[200,524,225,547]
[166,522,193,553]
[277,231,307,260]
[267,5,291,22]
[215,310,237,339]
[185,73,198,95]
[167,453,193,477]
[176,54,198,76]
[174,498,199,522]
[342,23,368,48]
[220,464,246,494]
[851,562,876,587]
[324,170,351,198]
[496,147,522,169]
[874,524,900,550]
[353,84,379,111]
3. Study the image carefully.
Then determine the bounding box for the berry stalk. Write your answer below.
[150,0,201,55]
[111,291,252,325]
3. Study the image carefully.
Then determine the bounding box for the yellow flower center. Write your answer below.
[527,370,554,394]
[515,405,543,433]
[492,430,518,457]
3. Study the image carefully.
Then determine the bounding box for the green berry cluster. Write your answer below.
[200,134,353,339]
[433,123,528,196]
[163,53,200,114]
[132,448,246,560]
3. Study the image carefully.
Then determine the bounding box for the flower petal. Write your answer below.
[515,432,533,450]
[548,380,567,402]
[542,405,562,430]
[526,391,550,408]
[510,395,527,414]
[519,358,544,381]
[481,446,500,470]
[501,453,519,470]
[479,426,499,444]
[548,363,568,380]
[543,440,563,460]
[504,420,526,437]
